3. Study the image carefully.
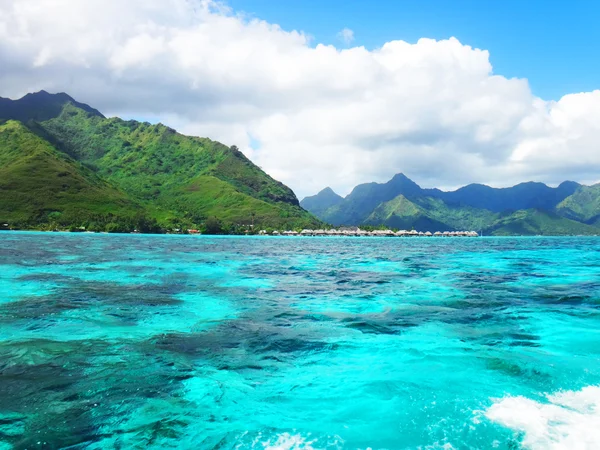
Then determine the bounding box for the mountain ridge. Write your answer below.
[302,174,599,235]
[0,90,105,122]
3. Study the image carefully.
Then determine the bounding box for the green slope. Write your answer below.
[166,175,318,227]
[411,196,497,231]
[38,103,316,228]
[364,194,497,231]
[362,193,599,236]
[40,104,298,204]
[319,173,425,225]
[363,195,442,231]
[486,209,599,236]
[0,120,144,228]
[555,184,600,226]
[0,92,320,230]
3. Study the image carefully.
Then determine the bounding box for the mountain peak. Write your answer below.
[28,89,58,97]
[300,186,343,213]
[318,187,339,196]
[0,90,105,122]
[389,173,421,187]
[25,89,49,97]
[30,90,77,102]
[19,90,75,104]
[558,180,580,189]
[384,173,422,194]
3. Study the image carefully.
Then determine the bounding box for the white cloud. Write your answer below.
[337,28,354,45]
[0,0,599,198]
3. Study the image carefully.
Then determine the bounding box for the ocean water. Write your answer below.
[1,232,599,450]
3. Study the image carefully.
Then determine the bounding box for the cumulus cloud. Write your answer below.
[0,0,599,198]
[337,28,354,45]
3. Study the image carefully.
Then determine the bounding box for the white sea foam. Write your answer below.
[485,385,600,449]
[261,433,316,450]
[238,431,344,450]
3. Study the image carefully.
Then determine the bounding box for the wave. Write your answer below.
[259,433,316,450]
[235,431,344,450]
[485,385,600,449]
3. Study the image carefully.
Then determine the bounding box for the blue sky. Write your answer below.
[228,0,599,100]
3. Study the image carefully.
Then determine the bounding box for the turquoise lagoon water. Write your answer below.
[1,232,599,449]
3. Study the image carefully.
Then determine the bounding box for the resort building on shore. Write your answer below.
[259,228,479,237]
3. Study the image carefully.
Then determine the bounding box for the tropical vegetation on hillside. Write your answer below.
[555,184,600,227]
[0,91,321,233]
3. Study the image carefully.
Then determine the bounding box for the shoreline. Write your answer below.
[1,230,598,238]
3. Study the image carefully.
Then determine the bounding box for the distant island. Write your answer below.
[301,173,600,236]
[0,91,320,234]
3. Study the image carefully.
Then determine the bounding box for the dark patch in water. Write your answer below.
[484,357,550,380]
[548,295,597,305]
[18,272,75,283]
[261,337,336,354]
[341,316,416,335]
[0,281,184,322]
[0,338,195,448]
[458,272,519,285]
[151,332,233,357]
[344,319,397,335]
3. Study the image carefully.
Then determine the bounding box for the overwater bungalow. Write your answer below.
[265,228,478,237]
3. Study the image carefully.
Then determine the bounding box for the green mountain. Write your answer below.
[0,120,145,230]
[555,184,600,227]
[299,187,343,217]
[486,209,599,236]
[0,90,104,122]
[319,173,427,225]
[441,180,580,211]
[303,173,600,236]
[311,173,581,226]
[364,194,498,232]
[0,91,320,232]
